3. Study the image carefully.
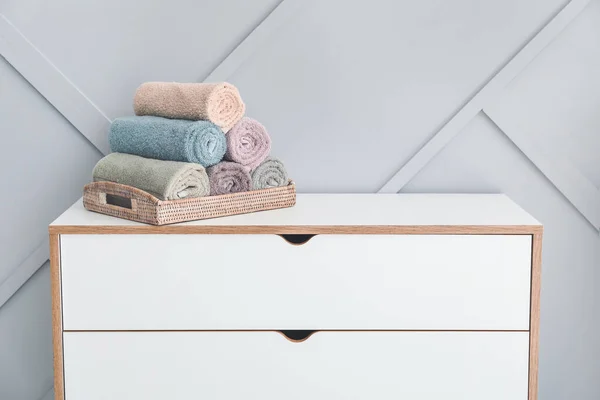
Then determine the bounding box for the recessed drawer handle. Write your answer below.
[278,330,318,342]
[278,234,317,245]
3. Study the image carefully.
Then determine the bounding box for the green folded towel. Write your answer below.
[92,153,209,200]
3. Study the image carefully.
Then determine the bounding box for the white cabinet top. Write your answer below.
[51,194,540,233]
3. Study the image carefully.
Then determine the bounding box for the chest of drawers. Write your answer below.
[50,194,542,400]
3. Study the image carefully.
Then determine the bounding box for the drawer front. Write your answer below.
[61,234,531,330]
[63,331,529,400]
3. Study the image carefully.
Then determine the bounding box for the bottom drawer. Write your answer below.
[63,331,529,400]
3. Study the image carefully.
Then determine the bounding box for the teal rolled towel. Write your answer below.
[109,116,227,167]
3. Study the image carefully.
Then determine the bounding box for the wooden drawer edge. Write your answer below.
[49,224,543,235]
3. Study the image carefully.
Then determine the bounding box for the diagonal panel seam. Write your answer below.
[0,14,112,155]
[35,378,54,400]
[0,238,49,307]
[203,0,304,82]
[377,0,591,194]
[483,109,600,230]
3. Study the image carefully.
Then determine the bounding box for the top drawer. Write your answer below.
[60,234,531,330]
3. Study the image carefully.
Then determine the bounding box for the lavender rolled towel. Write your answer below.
[92,153,209,200]
[134,82,245,132]
[207,161,252,196]
[109,116,226,167]
[224,117,272,170]
[251,158,289,189]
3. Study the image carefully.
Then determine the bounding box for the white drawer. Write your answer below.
[61,234,532,330]
[63,331,529,400]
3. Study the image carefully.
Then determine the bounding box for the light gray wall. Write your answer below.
[0,264,52,400]
[0,0,599,399]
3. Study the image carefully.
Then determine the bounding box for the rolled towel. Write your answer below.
[251,158,289,189]
[92,153,209,200]
[224,117,271,170]
[207,161,252,196]
[109,116,226,167]
[134,82,245,132]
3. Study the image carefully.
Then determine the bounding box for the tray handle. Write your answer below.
[84,181,161,215]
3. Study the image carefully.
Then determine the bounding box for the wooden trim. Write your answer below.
[49,234,64,400]
[528,230,543,400]
[49,224,542,235]
[63,329,529,333]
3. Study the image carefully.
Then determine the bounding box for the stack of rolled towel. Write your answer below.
[92,82,289,200]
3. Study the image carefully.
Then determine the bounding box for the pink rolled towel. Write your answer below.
[134,82,245,132]
[225,117,272,170]
[207,161,252,196]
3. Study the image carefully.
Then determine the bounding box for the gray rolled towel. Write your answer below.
[93,153,210,200]
[251,158,289,189]
[207,161,251,196]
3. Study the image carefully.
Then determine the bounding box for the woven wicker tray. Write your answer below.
[83,180,296,225]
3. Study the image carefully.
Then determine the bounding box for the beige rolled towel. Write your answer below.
[134,82,245,132]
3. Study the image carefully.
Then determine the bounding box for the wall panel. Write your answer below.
[0,0,282,119]
[0,57,101,285]
[0,0,598,399]
[226,0,566,192]
[486,0,600,187]
[0,264,53,400]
